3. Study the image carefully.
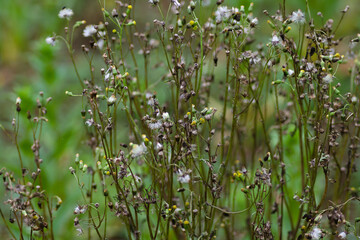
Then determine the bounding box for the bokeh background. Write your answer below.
[1,0,359,238]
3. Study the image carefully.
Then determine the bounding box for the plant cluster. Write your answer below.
[1,0,360,239]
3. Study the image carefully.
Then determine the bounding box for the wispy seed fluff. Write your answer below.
[58,8,74,20]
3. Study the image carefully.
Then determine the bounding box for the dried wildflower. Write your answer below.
[323,73,333,84]
[351,96,357,103]
[310,227,322,239]
[290,9,305,24]
[148,0,158,5]
[147,120,162,130]
[107,95,117,106]
[58,8,74,20]
[338,232,346,239]
[130,143,147,158]
[250,17,259,26]
[83,25,97,37]
[97,39,105,49]
[74,205,87,214]
[46,36,56,46]
[288,69,294,76]
[215,6,231,22]
[177,170,190,183]
[162,112,170,120]
[16,97,21,105]
[171,0,180,7]
[85,118,94,127]
[271,34,280,46]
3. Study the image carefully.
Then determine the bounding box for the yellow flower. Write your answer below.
[184,220,190,225]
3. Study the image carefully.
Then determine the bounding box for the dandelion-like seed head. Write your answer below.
[83,25,97,37]
[290,9,305,24]
[46,36,56,46]
[58,8,74,20]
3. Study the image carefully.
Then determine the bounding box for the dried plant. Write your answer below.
[1,0,360,239]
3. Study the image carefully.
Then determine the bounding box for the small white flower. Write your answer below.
[131,143,147,158]
[323,74,333,84]
[288,69,295,76]
[310,227,322,240]
[85,118,94,127]
[231,7,239,14]
[162,112,170,120]
[156,142,163,150]
[215,6,231,22]
[46,36,56,46]
[177,170,190,183]
[271,34,280,45]
[107,95,117,105]
[204,20,215,30]
[16,97,21,105]
[338,232,346,239]
[74,205,87,214]
[171,0,180,7]
[148,120,162,130]
[178,175,190,183]
[290,10,305,24]
[83,25,97,37]
[98,31,106,38]
[96,39,105,50]
[251,17,259,26]
[306,62,315,71]
[58,8,74,20]
[147,98,156,106]
[351,96,358,103]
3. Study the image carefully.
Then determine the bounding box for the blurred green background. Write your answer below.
[0,0,359,238]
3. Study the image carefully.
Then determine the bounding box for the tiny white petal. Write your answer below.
[46,37,56,46]
[290,10,305,24]
[172,0,180,7]
[310,227,322,240]
[271,35,280,45]
[97,39,105,50]
[162,112,170,120]
[338,232,346,239]
[83,25,97,37]
[58,8,74,20]
[107,95,116,105]
[288,69,294,76]
[131,143,147,158]
[215,6,231,22]
[323,74,333,84]
[148,120,162,130]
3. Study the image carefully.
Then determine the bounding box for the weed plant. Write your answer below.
[1,0,360,239]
